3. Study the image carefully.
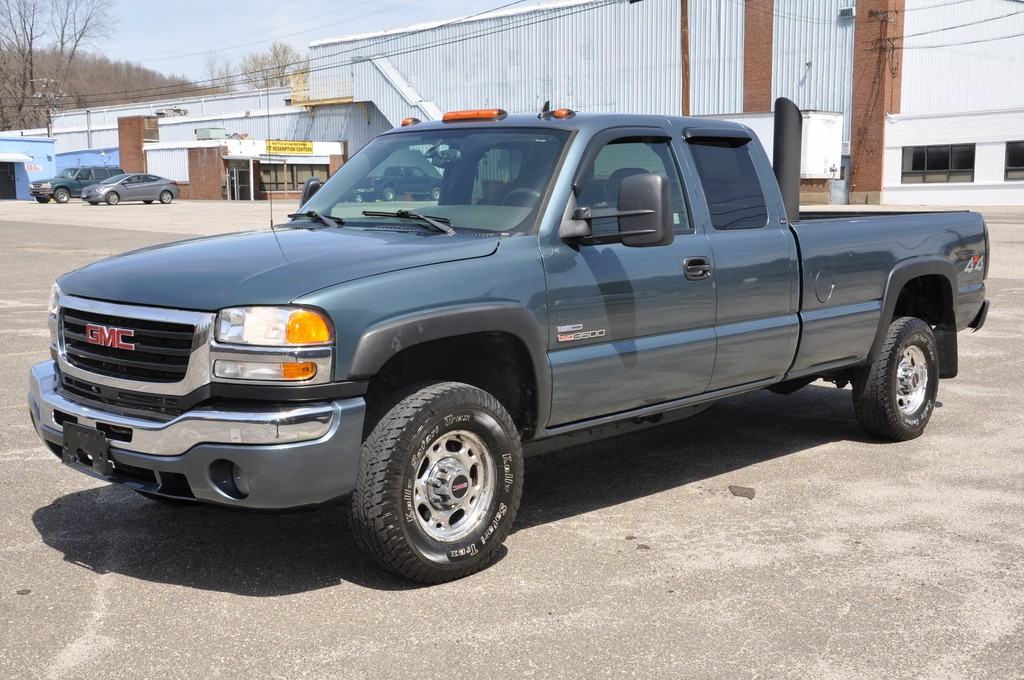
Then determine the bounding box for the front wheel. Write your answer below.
[350,382,523,583]
[852,316,939,441]
[159,190,173,204]
[53,188,70,204]
[381,186,396,202]
[105,191,120,206]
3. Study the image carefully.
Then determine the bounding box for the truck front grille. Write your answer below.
[61,307,195,382]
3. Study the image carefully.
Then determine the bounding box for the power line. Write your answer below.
[897,8,1024,40]
[899,28,1024,48]
[41,0,538,107]
[13,0,620,110]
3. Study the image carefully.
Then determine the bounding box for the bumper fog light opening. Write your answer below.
[209,459,250,500]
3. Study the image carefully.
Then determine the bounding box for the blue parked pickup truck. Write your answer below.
[28,100,990,583]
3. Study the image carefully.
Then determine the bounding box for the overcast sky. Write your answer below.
[104,0,541,80]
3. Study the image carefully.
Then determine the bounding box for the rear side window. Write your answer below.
[689,140,768,230]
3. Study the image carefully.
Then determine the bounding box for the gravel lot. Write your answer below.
[0,201,1021,679]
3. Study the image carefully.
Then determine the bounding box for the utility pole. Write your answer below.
[29,78,65,137]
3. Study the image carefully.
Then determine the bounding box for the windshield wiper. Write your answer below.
[287,209,342,229]
[361,209,455,236]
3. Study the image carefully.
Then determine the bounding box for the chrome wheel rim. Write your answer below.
[412,429,494,543]
[896,345,928,415]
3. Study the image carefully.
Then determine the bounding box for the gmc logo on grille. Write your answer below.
[84,324,136,350]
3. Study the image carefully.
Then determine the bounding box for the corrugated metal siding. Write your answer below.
[53,88,291,129]
[309,0,682,123]
[771,0,855,143]
[688,0,744,115]
[53,128,119,154]
[145,148,190,181]
[149,104,390,152]
[901,0,1024,115]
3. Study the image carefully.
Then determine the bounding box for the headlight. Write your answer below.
[47,283,61,315]
[39,182,51,189]
[215,306,332,346]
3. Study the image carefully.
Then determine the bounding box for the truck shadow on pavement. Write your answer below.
[31,385,873,594]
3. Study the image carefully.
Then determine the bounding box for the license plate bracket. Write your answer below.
[62,422,113,476]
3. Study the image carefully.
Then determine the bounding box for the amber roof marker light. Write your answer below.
[400,117,421,127]
[442,108,508,123]
[538,100,576,120]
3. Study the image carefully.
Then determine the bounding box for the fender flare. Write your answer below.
[349,303,551,430]
[869,257,959,378]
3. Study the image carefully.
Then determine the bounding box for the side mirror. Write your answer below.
[299,176,322,206]
[561,173,674,247]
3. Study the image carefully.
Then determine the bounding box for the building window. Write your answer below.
[289,164,328,190]
[260,164,285,192]
[901,144,975,183]
[1006,141,1024,181]
[261,163,328,192]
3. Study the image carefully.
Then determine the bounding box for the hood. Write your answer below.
[58,227,500,311]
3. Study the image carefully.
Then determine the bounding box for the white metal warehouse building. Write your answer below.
[3,0,1022,204]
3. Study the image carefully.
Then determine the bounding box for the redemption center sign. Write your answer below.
[266,140,314,155]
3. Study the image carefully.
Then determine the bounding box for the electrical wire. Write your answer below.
[8,0,621,109]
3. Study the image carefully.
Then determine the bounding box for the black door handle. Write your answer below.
[683,257,712,281]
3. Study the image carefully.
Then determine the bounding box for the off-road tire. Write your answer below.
[852,316,939,441]
[53,188,70,204]
[159,190,173,204]
[350,382,523,583]
[105,191,120,206]
[35,196,49,204]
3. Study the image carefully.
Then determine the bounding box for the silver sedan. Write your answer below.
[81,173,181,206]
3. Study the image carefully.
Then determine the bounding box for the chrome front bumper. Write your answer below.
[28,361,337,456]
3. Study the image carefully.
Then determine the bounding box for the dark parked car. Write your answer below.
[30,166,124,203]
[350,165,442,202]
[81,173,180,205]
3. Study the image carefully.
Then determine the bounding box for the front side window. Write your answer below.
[302,128,571,233]
[77,169,94,181]
[688,140,768,230]
[575,137,691,236]
[1006,141,1024,181]
[902,144,975,183]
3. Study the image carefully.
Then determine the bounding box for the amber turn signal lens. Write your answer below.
[285,309,332,345]
[551,108,575,119]
[282,362,318,380]
[401,117,421,126]
[442,108,508,122]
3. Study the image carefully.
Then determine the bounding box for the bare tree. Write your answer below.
[203,51,235,94]
[0,0,112,129]
[239,41,304,90]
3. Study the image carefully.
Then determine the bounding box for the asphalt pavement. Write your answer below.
[0,202,1021,679]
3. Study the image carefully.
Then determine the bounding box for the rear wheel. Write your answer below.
[350,382,523,583]
[430,186,441,201]
[852,316,939,441]
[105,191,120,206]
[34,196,49,204]
[53,188,70,204]
[159,190,173,204]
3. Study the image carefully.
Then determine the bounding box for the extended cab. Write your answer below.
[28,103,989,583]
[31,166,125,203]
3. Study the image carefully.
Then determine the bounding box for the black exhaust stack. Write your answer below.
[772,97,802,223]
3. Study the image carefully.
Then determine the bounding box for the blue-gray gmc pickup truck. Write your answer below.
[28,100,990,582]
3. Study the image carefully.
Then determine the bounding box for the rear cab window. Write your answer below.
[688,139,768,230]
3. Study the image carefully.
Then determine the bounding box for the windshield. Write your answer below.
[301,127,571,233]
[102,174,128,184]
[58,169,78,179]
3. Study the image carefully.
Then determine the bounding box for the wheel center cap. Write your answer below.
[426,458,470,510]
[450,474,470,499]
